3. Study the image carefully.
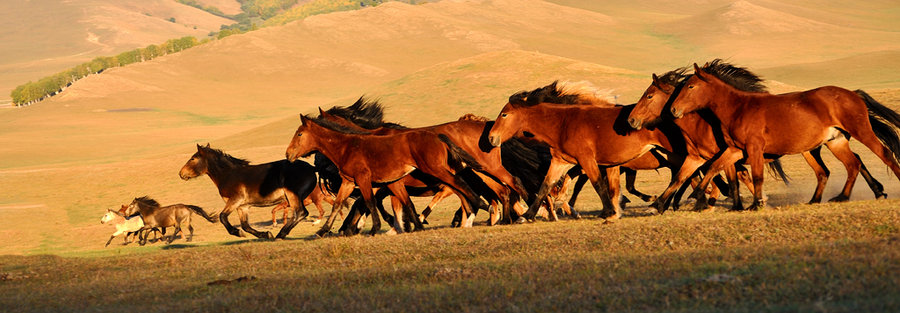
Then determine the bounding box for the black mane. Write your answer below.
[134,196,160,208]
[322,97,407,130]
[508,81,583,107]
[700,59,767,93]
[199,145,251,167]
[306,114,371,134]
[656,67,690,89]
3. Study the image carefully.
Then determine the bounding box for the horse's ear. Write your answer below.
[651,73,662,88]
[196,143,202,150]
[693,63,709,82]
[299,114,309,126]
[205,143,210,148]
[318,107,325,116]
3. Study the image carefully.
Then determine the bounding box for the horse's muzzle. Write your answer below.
[671,107,684,119]
[488,135,501,147]
[627,117,643,130]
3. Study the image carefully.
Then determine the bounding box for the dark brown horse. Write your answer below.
[487,82,685,221]
[179,144,318,239]
[285,114,489,236]
[667,60,900,210]
[628,66,886,210]
[123,196,217,245]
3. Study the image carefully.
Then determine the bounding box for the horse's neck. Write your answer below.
[204,159,241,189]
[309,127,355,166]
[525,105,584,147]
[704,83,751,124]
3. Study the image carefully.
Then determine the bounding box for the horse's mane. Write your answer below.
[305,114,371,134]
[458,113,490,122]
[134,196,160,208]
[200,145,251,167]
[699,59,767,93]
[323,97,407,130]
[656,67,690,89]
[508,81,614,107]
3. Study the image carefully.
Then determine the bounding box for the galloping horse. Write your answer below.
[179,144,318,239]
[123,196,217,245]
[667,60,900,210]
[316,100,535,224]
[285,114,490,236]
[628,65,886,210]
[487,82,685,221]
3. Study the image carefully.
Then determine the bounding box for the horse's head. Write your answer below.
[670,63,717,119]
[100,209,120,224]
[487,101,526,147]
[179,144,210,180]
[629,68,688,129]
[285,114,319,162]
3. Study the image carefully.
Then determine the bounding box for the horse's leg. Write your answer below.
[823,137,861,202]
[845,122,900,181]
[421,186,453,224]
[389,196,408,233]
[565,174,588,219]
[856,152,887,199]
[746,145,767,211]
[237,205,273,240]
[219,201,243,237]
[521,157,576,222]
[316,180,356,237]
[577,160,617,220]
[652,155,705,214]
[275,190,308,239]
[622,167,655,203]
[801,148,830,204]
[724,165,744,211]
[356,179,382,236]
[339,198,366,236]
[690,148,745,211]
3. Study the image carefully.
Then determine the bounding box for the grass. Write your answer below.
[1,200,898,312]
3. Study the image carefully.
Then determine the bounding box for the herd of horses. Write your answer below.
[102,59,900,244]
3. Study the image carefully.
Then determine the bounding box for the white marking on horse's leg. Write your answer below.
[464,211,476,228]
[312,219,322,225]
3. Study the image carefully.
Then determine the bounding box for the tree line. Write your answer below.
[11,37,200,106]
[10,0,428,106]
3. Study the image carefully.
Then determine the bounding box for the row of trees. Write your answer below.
[11,0,425,106]
[11,36,200,106]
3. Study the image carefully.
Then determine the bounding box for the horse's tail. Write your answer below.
[438,134,484,172]
[766,159,790,185]
[500,137,550,203]
[857,89,900,164]
[313,152,342,196]
[184,205,218,223]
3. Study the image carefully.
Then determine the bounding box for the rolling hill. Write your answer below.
[1,0,900,256]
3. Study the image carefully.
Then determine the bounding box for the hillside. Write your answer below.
[0,0,233,101]
[1,0,900,258]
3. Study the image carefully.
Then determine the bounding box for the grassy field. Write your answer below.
[3,0,900,311]
[1,200,898,312]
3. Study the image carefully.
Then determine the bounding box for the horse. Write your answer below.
[100,209,144,247]
[487,82,687,221]
[628,65,887,210]
[666,60,900,210]
[179,144,318,239]
[317,99,532,224]
[270,183,337,226]
[286,113,490,236]
[123,196,218,245]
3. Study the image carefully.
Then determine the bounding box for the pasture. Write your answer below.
[3,0,900,312]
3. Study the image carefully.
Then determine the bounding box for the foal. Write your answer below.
[123,196,217,245]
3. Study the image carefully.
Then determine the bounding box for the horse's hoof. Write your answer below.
[514,217,527,224]
[693,201,709,212]
[312,219,322,225]
[879,193,888,200]
[828,195,850,202]
[385,229,398,236]
[707,198,717,206]
[315,230,328,238]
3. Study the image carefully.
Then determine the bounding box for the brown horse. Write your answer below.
[270,183,336,226]
[123,196,217,245]
[285,114,489,236]
[179,144,318,239]
[487,82,685,221]
[667,60,900,210]
[628,66,886,210]
[318,100,531,222]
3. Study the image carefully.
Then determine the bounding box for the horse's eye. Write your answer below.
[647,95,653,99]
[689,85,694,89]
[501,113,508,118]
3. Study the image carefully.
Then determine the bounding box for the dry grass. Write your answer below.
[1,201,898,312]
